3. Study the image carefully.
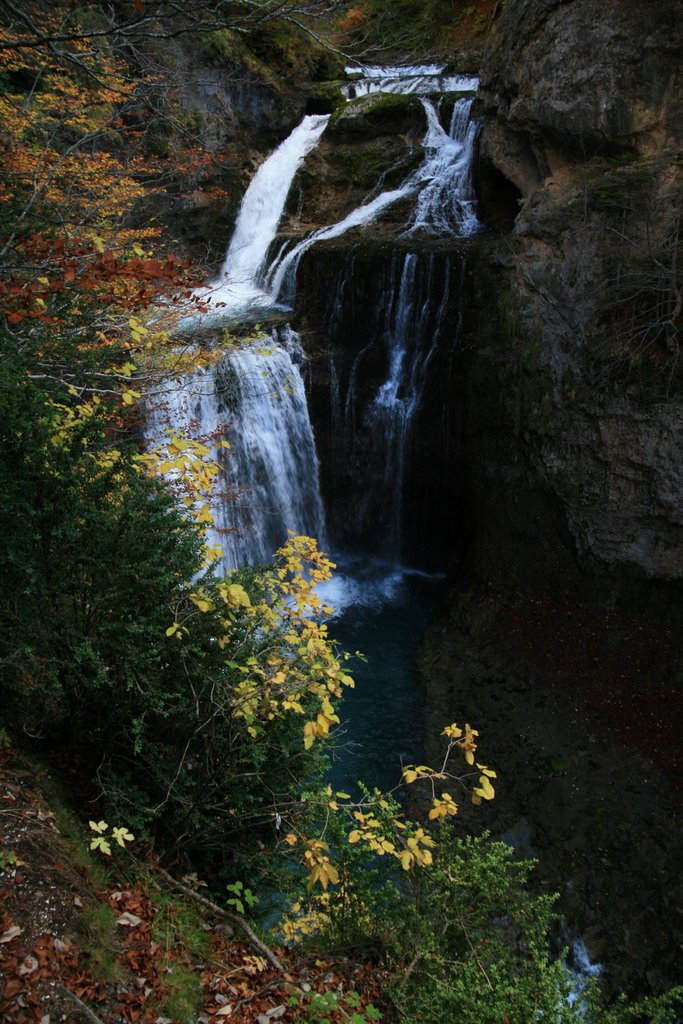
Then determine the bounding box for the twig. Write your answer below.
[155,865,284,972]
[54,984,106,1024]
[399,949,421,988]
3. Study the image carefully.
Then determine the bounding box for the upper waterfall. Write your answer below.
[266,87,481,306]
[409,96,480,236]
[191,64,480,321]
[342,64,478,99]
[192,113,329,320]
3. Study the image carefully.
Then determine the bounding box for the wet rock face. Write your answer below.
[463,0,683,601]
[283,93,427,230]
[294,242,474,571]
[478,0,682,162]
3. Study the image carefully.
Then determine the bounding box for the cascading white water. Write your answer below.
[151,63,480,574]
[145,328,327,572]
[342,64,478,99]
[265,183,415,305]
[211,327,327,570]
[409,97,481,236]
[327,250,453,560]
[191,114,329,320]
[265,91,481,306]
[145,114,331,570]
[366,252,450,557]
[368,253,441,554]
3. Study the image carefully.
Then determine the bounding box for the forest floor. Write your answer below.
[0,746,386,1024]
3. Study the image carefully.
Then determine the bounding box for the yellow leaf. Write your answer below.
[399,850,414,871]
[476,775,495,800]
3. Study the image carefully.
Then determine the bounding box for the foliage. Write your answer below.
[0,378,353,874]
[285,818,683,1024]
[226,880,259,915]
[1,8,680,1024]
[335,0,495,55]
[288,989,382,1023]
[88,820,135,857]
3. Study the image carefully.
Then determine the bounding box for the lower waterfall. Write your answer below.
[144,327,326,573]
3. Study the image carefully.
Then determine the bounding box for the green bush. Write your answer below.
[0,344,328,883]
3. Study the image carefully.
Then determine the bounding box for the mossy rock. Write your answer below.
[306,81,345,115]
[328,92,426,141]
[326,137,423,189]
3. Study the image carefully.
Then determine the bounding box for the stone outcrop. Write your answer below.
[466,0,683,600]
[283,93,426,230]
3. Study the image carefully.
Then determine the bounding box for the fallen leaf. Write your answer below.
[216,1006,233,1017]
[18,955,38,975]
[0,925,22,943]
[117,912,142,927]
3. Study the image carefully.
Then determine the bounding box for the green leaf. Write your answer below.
[90,836,112,856]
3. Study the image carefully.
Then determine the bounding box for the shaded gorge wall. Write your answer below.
[292,239,478,570]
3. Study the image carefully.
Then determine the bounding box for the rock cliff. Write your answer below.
[417,0,683,995]
[468,0,682,600]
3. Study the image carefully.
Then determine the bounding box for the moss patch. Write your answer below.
[328,92,425,140]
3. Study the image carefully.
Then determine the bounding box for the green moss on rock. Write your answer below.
[328,92,426,140]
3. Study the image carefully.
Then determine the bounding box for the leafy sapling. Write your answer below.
[88,820,135,857]
[225,880,259,916]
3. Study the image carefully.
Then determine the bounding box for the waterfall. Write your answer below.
[342,64,478,99]
[409,97,481,236]
[151,63,480,573]
[145,328,327,572]
[191,113,329,320]
[369,254,451,555]
[317,249,458,569]
[146,114,331,570]
[265,183,416,305]
[265,94,480,306]
[212,327,327,570]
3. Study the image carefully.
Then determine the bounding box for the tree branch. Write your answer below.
[155,864,285,972]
